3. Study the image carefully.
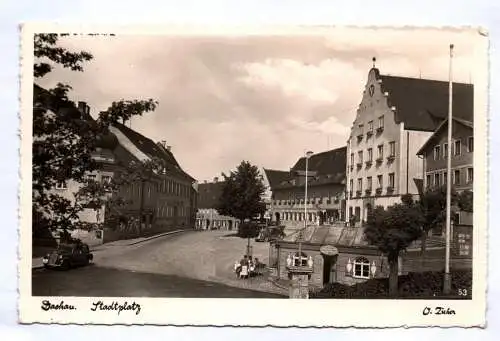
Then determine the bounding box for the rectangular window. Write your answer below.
[388,173,395,188]
[357,178,362,192]
[377,175,383,188]
[426,174,432,188]
[443,171,447,185]
[454,139,462,156]
[468,136,474,152]
[443,143,448,159]
[434,145,441,160]
[367,176,372,189]
[389,141,396,157]
[467,167,473,183]
[101,175,111,184]
[349,179,353,194]
[377,144,384,159]
[350,153,354,168]
[367,148,373,162]
[358,124,364,135]
[378,115,384,129]
[435,173,441,186]
[358,151,363,164]
[454,169,461,185]
[55,180,67,190]
[368,120,373,133]
[86,174,97,183]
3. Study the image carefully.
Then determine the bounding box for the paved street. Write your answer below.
[32,230,287,297]
[32,265,283,298]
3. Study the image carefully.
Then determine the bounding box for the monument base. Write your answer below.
[287,266,313,299]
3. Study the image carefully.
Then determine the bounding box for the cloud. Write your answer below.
[35,30,482,182]
[234,58,363,104]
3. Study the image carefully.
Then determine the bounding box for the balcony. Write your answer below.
[365,189,372,196]
[366,130,373,137]
[357,133,364,142]
[375,188,383,195]
[350,165,354,171]
[387,155,395,162]
[376,157,383,165]
[387,186,395,194]
[376,126,384,134]
[356,190,362,197]
[365,160,373,168]
[356,162,363,169]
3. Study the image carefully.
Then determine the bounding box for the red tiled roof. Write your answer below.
[374,69,473,132]
[292,146,347,176]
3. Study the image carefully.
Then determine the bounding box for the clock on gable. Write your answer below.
[369,84,375,97]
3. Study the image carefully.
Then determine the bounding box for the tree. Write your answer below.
[364,196,424,296]
[33,33,158,233]
[457,190,473,213]
[217,161,266,256]
[418,186,458,256]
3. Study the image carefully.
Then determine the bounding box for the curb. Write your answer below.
[32,229,186,270]
[128,229,185,246]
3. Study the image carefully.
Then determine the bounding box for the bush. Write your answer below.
[310,270,472,299]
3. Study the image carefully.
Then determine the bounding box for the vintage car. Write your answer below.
[42,242,93,270]
[255,225,285,242]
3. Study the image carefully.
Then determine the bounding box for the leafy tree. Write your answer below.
[364,196,424,296]
[418,186,458,256]
[457,190,473,212]
[33,33,158,233]
[217,161,266,256]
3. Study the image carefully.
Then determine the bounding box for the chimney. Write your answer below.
[204,180,208,184]
[166,145,172,151]
[159,140,166,147]
[77,101,86,115]
[213,177,218,183]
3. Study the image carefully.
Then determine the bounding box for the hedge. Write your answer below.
[310,270,472,299]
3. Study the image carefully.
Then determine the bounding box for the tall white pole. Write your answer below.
[299,155,308,262]
[444,44,454,294]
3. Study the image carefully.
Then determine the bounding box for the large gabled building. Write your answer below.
[346,64,473,226]
[266,146,347,229]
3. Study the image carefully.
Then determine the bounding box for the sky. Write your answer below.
[37,27,481,183]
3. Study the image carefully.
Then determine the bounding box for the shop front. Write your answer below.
[269,225,393,288]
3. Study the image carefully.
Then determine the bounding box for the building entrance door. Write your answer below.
[322,255,338,285]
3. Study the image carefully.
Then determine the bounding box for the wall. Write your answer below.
[423,121,473,191]
[399,126,433,195]
[347,68,403,223]
[276,243,391,287]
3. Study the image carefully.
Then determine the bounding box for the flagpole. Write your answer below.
[444,44,454,294]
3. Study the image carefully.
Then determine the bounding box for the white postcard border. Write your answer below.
[19,23,489,327]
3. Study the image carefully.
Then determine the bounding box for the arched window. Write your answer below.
[353,257,370,279]
[292,252,308,267]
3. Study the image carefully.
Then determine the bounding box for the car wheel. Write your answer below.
[61,260,70,270]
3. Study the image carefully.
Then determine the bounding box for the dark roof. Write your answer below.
[292,146,347,175]
[264,169,291,190]
[373,69,473,132]
[416,117,473,155]
[280,225,374,248]
[197,181,225,209]
[113,123,195,182]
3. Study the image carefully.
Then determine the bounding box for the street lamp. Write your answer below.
[298,150,314,265]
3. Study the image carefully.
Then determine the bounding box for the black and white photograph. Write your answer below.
[18,25,488,326]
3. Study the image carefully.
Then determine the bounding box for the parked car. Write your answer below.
[255,225,285,242]
[42,241,93,270]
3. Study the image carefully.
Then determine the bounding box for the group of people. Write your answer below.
[234,255,261,279]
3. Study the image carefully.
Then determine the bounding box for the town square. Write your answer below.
[30,28,478,300]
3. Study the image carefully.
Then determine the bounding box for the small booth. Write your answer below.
[269,225,394,288]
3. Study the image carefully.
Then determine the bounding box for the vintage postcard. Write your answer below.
[19,24,488,327]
